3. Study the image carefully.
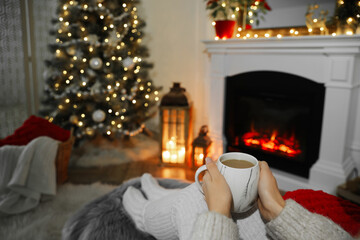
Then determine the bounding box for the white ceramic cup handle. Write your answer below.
[195,165,207,193]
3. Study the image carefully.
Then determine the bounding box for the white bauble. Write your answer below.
[90,57,103,70]
[123,57,135,69]
[92,109,106,122]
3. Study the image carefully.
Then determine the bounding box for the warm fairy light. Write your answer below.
[110,24,114,28]
[82,58,87,62]
[66,79,70,84]
[98,3,103,7]
[107,85,111,89]
[104,26,108,30]
[347,17,354,24]
[248,11,253,17]
[121,116,125,120]
[77,93,82,97]
[332,32,337,36]
[81,113,85,118]
[290,29,295,34]
[346,30,354,35]
[124,24,128,28]
[277,34,282,38]
[83,4,88,9]
[81,81,87,86]
[144,103,149,107]
[254,34,258,38]
[308,28,313,33]
[65,98,70,103]
[115,111,120,116]
[69,1,74,5]
[59,17,64,21]
[132,99,137,104]
[122,3,127,7]
[80,69,84,73]
[221,2,226,7]
[84,15,88,20]
[73,56,77,60]
[117,124,122,128]
[246,33,250,38]
[313,19,318,23]
[231,14,236,19]
[84,36,88,41]
[108,109,113,113]
[265,33,270,38]
[55,83,60,88]
[73,104,77,109]
[294,31,299,35]
[63,70,67,74]
[155,97,159,101]
[58,104,63,109]
[104,38,109,43]
[68,33,72,37]
[106,130,111,135]
[338,0,344,5]
[100,15,104,19]
[111,121,115,125]
[154,91,159,95]
[145,94,149,99]
[78,121,84,127]
[106,97,110,101]
[106,62,110,66]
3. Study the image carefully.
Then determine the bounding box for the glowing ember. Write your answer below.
[242,130,301,157]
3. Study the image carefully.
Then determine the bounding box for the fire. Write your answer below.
[242,129,301,157]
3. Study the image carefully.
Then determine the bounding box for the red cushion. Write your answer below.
[0,115,70,147]
[283,189,360,237]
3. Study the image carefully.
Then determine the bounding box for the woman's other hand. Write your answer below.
[257,161,285,221]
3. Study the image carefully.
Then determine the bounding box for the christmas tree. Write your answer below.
[40,0,161,140]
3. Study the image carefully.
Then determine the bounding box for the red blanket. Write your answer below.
[284,189,360,237]
[0,115,70,147]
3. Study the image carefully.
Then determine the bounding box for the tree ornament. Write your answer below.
[66,45,77,55]
[85,127,95,136]
[123,57,135,69]
[87,34,99,46]
[90,57,103,70]
[69,115,79,124]
[92,109,106,122]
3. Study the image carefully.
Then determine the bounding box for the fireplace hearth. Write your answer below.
[203,35,360,193]
[224,71,325,178]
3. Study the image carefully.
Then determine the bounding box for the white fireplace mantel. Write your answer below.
[203,35,360,194]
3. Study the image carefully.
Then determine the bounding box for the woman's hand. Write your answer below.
[257,161,285,221]
[202,158,232,218]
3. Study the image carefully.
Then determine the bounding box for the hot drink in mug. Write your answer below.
[195,152,259,213]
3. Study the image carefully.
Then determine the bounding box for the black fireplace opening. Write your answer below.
[224,71,325,178]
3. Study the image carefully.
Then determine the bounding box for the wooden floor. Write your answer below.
[67,158,196,185]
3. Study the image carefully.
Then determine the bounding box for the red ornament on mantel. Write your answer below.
[214,20,236,39]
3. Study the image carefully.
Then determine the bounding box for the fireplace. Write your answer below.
[224,71,325,178]
[203,35,360,193]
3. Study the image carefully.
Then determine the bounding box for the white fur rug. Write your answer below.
[0,183,117,240]
[70,134,160,167]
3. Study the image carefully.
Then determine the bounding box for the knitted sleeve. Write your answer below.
[266,199,354,240]
[190,211,239,240]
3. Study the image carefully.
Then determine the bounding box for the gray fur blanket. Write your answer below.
[62,177,190,240]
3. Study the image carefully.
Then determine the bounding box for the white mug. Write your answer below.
[195,152,259,213]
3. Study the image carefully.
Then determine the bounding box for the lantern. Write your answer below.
[192,125,212,168]
[160,83,192,166]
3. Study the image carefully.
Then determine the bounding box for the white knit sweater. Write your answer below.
[190,199,353,240]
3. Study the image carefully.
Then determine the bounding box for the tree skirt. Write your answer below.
[0,183,116,240]
[70,134,160,167]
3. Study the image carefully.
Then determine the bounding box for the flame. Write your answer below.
[241,129,301,157]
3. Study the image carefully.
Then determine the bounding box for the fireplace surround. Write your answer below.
[203,35,360,193]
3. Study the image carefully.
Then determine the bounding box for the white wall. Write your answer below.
[139,0,212,134]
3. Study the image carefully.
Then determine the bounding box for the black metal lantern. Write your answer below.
[192,125,212,168]
[160,83,192,166]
